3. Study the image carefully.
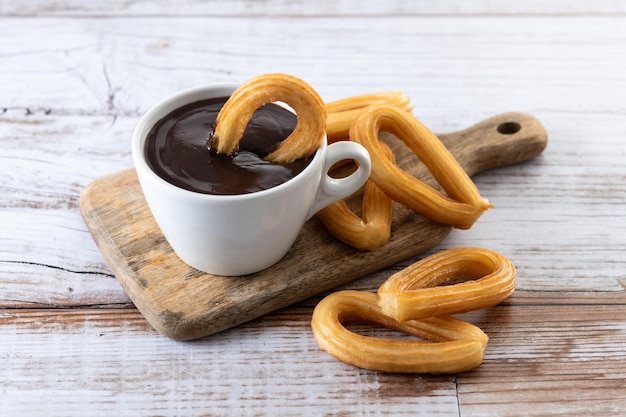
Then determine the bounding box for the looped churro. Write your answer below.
[326,92,412,143]
[317,93,409,251]
[311,290,488,374]
[351,103,492,229]
[311,247,516,373]
[378,247,517,322]
[211,73,327,163]
[315,141,395,251]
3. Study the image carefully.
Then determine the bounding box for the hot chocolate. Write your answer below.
[145,97,312,195]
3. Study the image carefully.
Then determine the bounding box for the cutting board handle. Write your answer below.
[438,112,548,177]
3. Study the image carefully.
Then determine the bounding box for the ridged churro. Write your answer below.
[316,141,395,251]
[351,103,492,229]
[311,290,488,374]
[378,247,517,322]
[211,73,326,163]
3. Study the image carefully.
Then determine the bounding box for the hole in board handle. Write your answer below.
[497,121,521,135]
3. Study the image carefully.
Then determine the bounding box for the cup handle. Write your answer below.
[305,141,372,220]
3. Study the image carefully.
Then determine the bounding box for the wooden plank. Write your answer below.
[0,308,461,417]
[459,306,626,416]
[4,0,626,17]
[1,16,625,117]
[1,304,625,416]
[0,114,134,308]
[0,257,130,309]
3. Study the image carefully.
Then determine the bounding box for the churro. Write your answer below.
[211,73,326,163]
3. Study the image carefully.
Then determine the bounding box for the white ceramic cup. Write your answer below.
[132,84,371,276]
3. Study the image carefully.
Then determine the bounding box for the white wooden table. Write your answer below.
[2,1,625,415]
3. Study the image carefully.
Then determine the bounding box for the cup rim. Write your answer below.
[132,83,327,202]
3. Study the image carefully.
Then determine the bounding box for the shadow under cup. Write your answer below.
[132,84,371,276]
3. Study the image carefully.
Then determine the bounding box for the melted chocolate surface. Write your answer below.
[145,97,312,195]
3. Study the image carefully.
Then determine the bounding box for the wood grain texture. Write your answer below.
[2,0,626,415]
[1,304,625,416]
[0,307,462,416]
[2,14,625,119]
[4,0,626,17]
[79,112,547,340]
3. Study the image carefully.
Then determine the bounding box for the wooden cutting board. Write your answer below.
[80,112,547,340]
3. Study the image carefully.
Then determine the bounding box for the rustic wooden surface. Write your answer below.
[79,112,547,340]
[1,1,625,416]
